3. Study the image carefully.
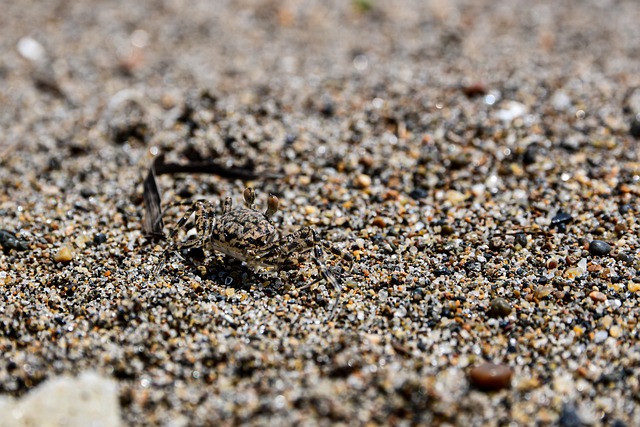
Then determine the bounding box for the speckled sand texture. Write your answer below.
[1,1,640,426]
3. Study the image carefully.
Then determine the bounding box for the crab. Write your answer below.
[154,187,351,319]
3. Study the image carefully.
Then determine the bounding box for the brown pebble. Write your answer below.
[589,291,606,302]
[462,83,487,98]
[371,216,386,228]
[486,297,512,318]
[53,246,73,263]
[469,363,513,391]
[359,156,374,168]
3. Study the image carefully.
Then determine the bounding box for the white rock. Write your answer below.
[17,37,46,62]
[551,90,572,111]
[0,371,121,427]
[494,101,527,122]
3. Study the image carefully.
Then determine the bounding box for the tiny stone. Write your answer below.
[371,216,386,228]
[440,225,454,236]
[609,325,622,338]
[445,190,466,205]
[53,246,73,263]
[617,252,633,263]
[354,174,372,189]
[469,362,513,391]
[630,119,640,139]
[487,298,512,318]
[409,188,428,200]
[522,143,539,165]
[618,204,632,215]
[550,211,573,231]
[594,330,608,344]
[589,291,606,302]
[558,401,583,427]
[589,240,611,256]
[93,233,107,245]
[514,232,527,248]
[628,282,640,293]
[563,267,584,280]
[534,286,553,299]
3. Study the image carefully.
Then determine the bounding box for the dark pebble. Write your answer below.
[80,188,96,198]
[440,225,455,236]
[93,233,107,245]
[514,232,527,248]
[449,153,472,169]
[617,252,633,263]
[320,99,334,117]
[469,363,512,391]
[487,298,512,318]
[285,134,297,145]
[522,143,539,165]
[589,240,611,256]
[558,401,583,427]
[618,204,632,215]
[409,188,428,200]
[550,211,573,231]
[462,83,487,98]
[630,119,640,139]
[433,267,451,276]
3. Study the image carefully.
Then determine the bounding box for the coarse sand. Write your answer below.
[1,1,640,425]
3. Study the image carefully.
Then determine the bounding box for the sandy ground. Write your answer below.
[2,0,640,425]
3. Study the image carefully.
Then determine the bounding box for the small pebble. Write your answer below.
[589,291,606,302]
[550,211,573,232]
[534,286,553,299]
[618,204,632,215]
[589,240,611,256]
[564,267,584,280]
[609,325,622,338]
[409,188,428,200]
[469,363,513,391]
[522,143,539,165]
[617,252,633,263]
[445,190,466,205]
[53,246,73,263]
[370,216,385,228]
[629,282,640,293]
[594,330,608,344]
[354,174,372,189]
[514,232,527,248]
[630,119,640,139]
[487,298,512,318]
[558,401,583,427]
[93,233,107,245]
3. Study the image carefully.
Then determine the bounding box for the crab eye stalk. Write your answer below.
[243,187,256,209]
[265,193,279,218]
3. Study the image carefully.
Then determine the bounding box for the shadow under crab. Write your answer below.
[155,187,352,319]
